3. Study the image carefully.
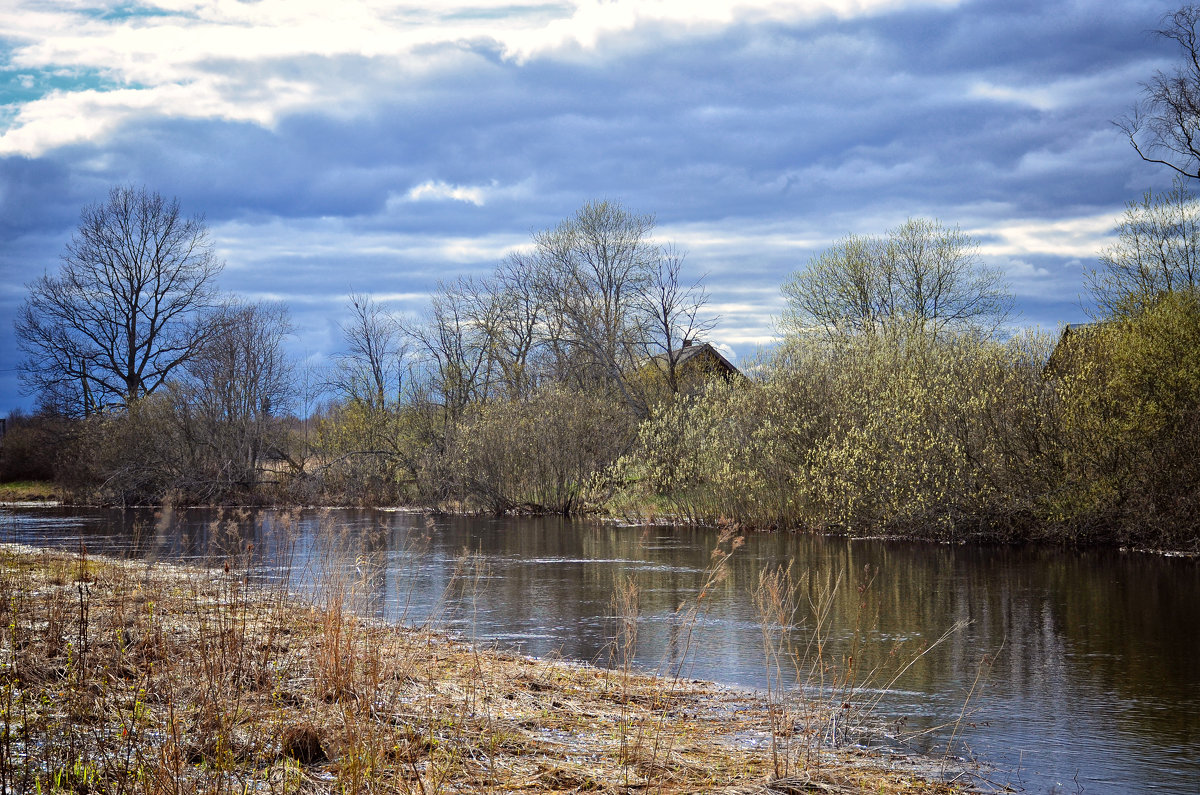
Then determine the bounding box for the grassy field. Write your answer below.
[0,543,966,794]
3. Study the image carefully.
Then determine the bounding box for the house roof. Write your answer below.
[1059,322,1104,337]
[648,341,740,375]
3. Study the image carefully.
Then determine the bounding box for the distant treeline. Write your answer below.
[5,193,1200,551]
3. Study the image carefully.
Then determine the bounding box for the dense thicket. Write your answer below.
[603,206,1200,549]
[1050,292,1200,547]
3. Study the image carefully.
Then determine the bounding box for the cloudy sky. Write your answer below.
[0,0,1185,412]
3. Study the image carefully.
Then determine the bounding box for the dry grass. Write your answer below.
[0,543,965,794]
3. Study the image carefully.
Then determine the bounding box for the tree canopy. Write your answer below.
[1088,178,1200,319]
[781,218,1011,342]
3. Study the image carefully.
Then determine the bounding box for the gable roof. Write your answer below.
[647,341,740,377]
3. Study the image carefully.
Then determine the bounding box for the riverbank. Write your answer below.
[0,543,968,794]
[14,488,1199,557]
[9,471,1195,556]
[0,479,60,502]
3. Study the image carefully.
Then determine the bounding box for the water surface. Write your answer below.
[2,505,1196,794]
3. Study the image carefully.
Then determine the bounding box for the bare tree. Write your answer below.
[640,245,717,394]
[490,253,546,399]
[1088,178,1200,318]
[534,200,659,405]
[332,293,408,409]
[1119,6,1200,179]
[782,233,886,339]
[315,296,414,502]
[886,218,1010,338]
[14,185,222,416]
[173,300,294,496]
[407,278,499,430]
[782,218,1011,342]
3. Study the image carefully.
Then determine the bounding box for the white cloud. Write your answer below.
[986,256,1066,299]
[0,80,310,155]
[972,213,1117,259]
[502,0,962,60]
[1002,258,1052,279]
[0,0,965,156]
[211,216,530,273]
[969,81,1059,112]
[403,180,488,206]
[391,177,535,208]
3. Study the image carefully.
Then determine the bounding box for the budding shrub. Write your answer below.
[447,386,633,514]
[614,331,1055,539]
[1054,292,1200,547]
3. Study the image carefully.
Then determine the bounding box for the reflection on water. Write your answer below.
[1,505,1197,794]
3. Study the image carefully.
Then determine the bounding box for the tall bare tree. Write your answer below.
[15,185,222,416]
[333,293,408,410]
[782,233,884,339]
[533,200,659,406]
[490,254,545,399]
[640,245,717,394]
[408,278,499,430]
[886,218,1009,337]
[174,300,294,495]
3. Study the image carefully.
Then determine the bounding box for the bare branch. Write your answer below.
[1120,6,1200,179]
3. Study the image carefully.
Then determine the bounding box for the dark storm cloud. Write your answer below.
[0,157,81,235]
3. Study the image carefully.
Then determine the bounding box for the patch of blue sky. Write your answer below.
[81,3,193,22]
[438,4,573,23]
[0,63,143,107]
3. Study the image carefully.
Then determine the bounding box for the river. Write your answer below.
[2,504,1196,794]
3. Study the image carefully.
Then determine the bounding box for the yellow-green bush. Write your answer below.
[613,331,1057,539]
[311,400,417,504]
[1053,291,1200,546]
[801,333,1054,537]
